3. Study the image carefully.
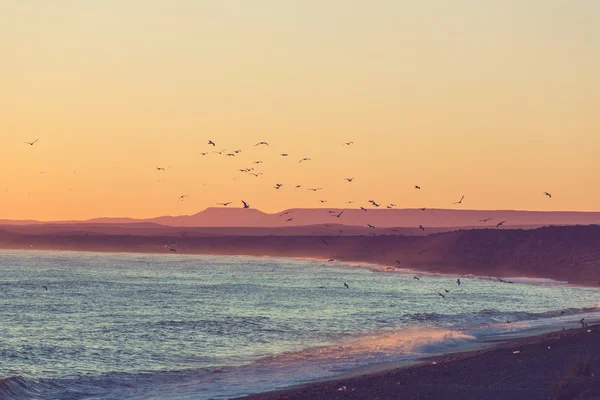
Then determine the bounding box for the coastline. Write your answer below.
[1,225,600,286]
[237,324,600,400]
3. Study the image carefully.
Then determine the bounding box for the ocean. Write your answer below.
[1,250,599,399]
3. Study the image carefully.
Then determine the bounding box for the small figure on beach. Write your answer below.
[580,318,585,329]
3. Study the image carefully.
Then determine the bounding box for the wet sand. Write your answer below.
[237,324,600,400]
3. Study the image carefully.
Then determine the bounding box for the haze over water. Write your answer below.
[1,250,599,399]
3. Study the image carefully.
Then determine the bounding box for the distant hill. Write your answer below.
[2,208,600,229]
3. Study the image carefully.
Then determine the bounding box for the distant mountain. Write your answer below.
[2,208,600,229]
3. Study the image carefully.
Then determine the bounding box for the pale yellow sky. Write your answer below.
[1,1,599,220]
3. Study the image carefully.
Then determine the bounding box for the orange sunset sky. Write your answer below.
[2,1,599,221]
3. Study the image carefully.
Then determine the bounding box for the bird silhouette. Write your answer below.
[217,202,231,206]
[396,260,402,265]
[360,207,367,212]
[253,161,263,164]
[368,200,380,207]
[213,149,226,155]
[299,158,311,163]
[333,211,344,218]
[420,208,426,211]
[42,285,48,291]
[280,211,293,217]
[479,218,492,222]
[453,195,465,205]
[286,218,294,222]
[226,153,235,157]
[295,185,302,188]
[346,201,355,204]
[367,224,376,229]
[320,200,327,203]
[444,289,450,293]
[320,238,329,246]
[281,153,289,157]
[345,178,354,182]
[438,292,445,298]
[496,220,506,228]
[274,183,283,189]
[25,139,39,146]
[250,173,263,177]
[343,282,349,289]
[242,200,250,209]
[544,192,552,199]
[255,142,269,146]
[156,167,165,171]
[419,225,425,231]
[415,185,421,189]
[199,152,209,156]
[344,142,354,146]
[208,140,216,146]
[177,195,190,202]
[234,150,242,154]
[307,188,323,192]
[328,258,334,262]
[414,276,420,281]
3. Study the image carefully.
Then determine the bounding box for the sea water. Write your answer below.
[1,250,599,399]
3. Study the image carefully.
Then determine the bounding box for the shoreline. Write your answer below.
[0,247,594,289]
[237,324,600,400]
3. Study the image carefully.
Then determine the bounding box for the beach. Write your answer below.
[239,324,600,400]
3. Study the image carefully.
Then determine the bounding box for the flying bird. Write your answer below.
[226,153,235,157]
[343,282,349,289]
[444,289,450,293]
[496,220,506,228]
[213,149,226,155]
[367,224,376,229]
[419,225,425,231]
[177,195,190,202]
[281,153,289,157]
[438,292,445,298]
[328,259,334,262]
[453,195,465,205]
[420,208,426,211]
[479,218,493,222]
[320,238,329,246]
[286,218,294,222]
[368,200,380,207]
[250,173,263,177]
[295,185,301,188]
[208,140,216,146]
[299,158,311,163]
[199,152,209,156]
[346,201,355,204]
[156,167,165,171]
[307,188,323,192]
[320,200,327,203]
[333,211,344,218]
[415,185,421,190]
[344,141,354,146]
[217,202,232,206]
[414,276,420,280]
[253,161,263,164]
[345,178,354,182]
[242,200,250,209]
[255,142,269,146]
[544,192,552,198]
[42,285,48,291]
[274,184,283,189]
[234,150,242,154]
[280,211,294,217]
[25,139,39,146]
[360,207,367,212]
[396,260,402,265]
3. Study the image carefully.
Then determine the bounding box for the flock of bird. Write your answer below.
[22,137,553,235]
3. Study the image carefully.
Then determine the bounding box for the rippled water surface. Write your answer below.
[1,250,599,399]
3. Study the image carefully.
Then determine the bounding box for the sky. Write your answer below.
[1,1,599,221]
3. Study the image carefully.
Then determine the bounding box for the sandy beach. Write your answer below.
[237,324,600,400]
